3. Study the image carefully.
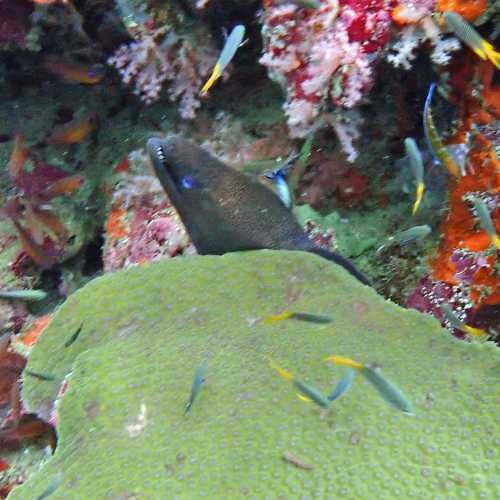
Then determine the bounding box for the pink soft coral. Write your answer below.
[260,0,394,139]
[107,29,217,118]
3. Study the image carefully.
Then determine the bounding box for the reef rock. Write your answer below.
[11,251,500,498]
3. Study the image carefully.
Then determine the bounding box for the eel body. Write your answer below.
[147,135,370,286]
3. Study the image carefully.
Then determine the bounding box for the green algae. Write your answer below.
[12,251,500,499]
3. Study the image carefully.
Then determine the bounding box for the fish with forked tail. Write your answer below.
[147,135,370,285]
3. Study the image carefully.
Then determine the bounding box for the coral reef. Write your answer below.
[11,252,500,498]
[108,27,217,117]
[298,148,370,208]
[103,151,194,272]
[0,314,55,497]
[407,55,499,338]
[260,0,394,157]
[1,135,85,270]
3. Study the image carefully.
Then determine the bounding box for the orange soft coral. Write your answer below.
[437,0,487,21]
[18,314,53,347]
[431,132,500,305]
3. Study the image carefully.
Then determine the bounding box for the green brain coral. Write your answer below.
[11,251,500,499]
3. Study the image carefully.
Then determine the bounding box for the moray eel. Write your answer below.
[147,135,370,286]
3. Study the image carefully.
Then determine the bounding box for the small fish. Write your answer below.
[33,0,68,4]
[0,289,47,301]
[282,451,313,470]
[42,175,85,199]
[35,475,63,500]
[43,58,104,84]
[444,12,500,69]
[270,360,330,409]
[185,359,208,415]
[328,368,355,402]
[275,0,321,8]
[7,133,28,178]
[48,115,96,145]
[404,138,425,215]
[263,310,332,324]
[361,365,415,415]
[325,355,414,414]
[263,171,289,208]
[324,355,364,370]
[201,25,246,95]
[377,225,432,254]
[64,322,83,348]
[394,225,431,245]
[263,153,300,208]
[440,303,488,338]
[24,369,56,382]
[12,220,58,269]
[470,197,500,250]
[423,83,461,178]
[28,207,69,243]
[293,379,331,408]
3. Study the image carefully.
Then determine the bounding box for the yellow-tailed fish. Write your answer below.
[263,310,332,325]
[269,359,294,381]
[326,355,414,414]
[201,24,246,95]
[184,359,208,415]
[471,197,500,250]
[269,360,330,408]
[444,12,500,69]
[328,368,355,402]
[440,303,488,338]
[324,355,364,370]
[361,365,415,415]
[423,83,461,178]
[404,138,424,215]
[292,379,330,408]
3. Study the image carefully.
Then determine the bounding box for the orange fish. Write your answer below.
[48,114,96,145]
[7,134,28,178]
[43,59,104,84]
[29,206,69,243]
[12,220,57,269]
[32,0,69,4]
[42,174,85,198]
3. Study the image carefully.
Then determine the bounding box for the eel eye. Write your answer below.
[180,175,202,190]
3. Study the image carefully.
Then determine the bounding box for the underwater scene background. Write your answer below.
[0,1,498,498]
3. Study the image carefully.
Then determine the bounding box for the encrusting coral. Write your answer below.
[407,54,499,338]
[11,251,499,498]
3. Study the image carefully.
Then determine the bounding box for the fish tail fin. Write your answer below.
[269,359,294,381]
[464,325,487,339]
[412,182,425,215]
[201,63,222,95]
[307,247,371,286]
[493,235,500,250]
[483,41,500,69]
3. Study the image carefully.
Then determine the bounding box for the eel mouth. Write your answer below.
[146,137,182,195]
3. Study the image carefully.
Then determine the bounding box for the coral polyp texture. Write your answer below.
[12,251,499,498]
